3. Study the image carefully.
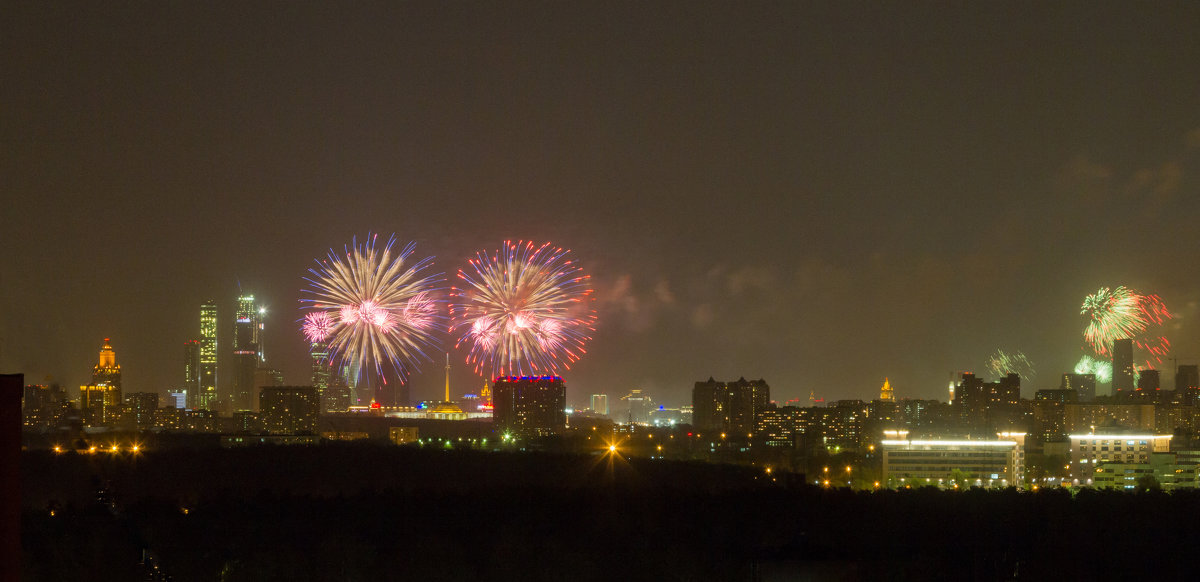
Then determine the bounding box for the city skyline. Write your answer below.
[5,3,1200,406]
[16,285,1200,410]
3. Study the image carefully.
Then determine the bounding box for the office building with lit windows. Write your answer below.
[881,431,1026,489]
[492,376,566,438]
[1093,452,1199,491]
[124,392,158,430]
[22,383,68,430]
[1068,432,1172,483]
[755,405,812,447]
[955,373,1021,435]
[259,386,319,434]
[232,295,264,411]
[198,301,218,410]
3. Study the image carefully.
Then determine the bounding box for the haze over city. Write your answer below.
[5,3,1200,406]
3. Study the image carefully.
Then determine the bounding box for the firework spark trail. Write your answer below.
[1080,286,1172,368]
[452,240,596,378]
[986,349,1035,381]
[301,234,444,383]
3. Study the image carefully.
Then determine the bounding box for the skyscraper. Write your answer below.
[1112,338,1134,395]
[81,338,123,426]
[198,301,218,410]
[310,341,351,413]
[590,393,609,415]
[621,389,651,424]
[310,340,330,405]
[493,376,567,438]
[183,340,200,408]
[232,295,262,411]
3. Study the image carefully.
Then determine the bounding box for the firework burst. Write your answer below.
[1074,355,1113,384]
[1080,285,1171,368]
[452,240,596,378]
[301,234,443,383]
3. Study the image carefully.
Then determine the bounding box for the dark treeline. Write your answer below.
[22,444,1200,581]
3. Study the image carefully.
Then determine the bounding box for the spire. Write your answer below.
[880,377,894,402]
[97,338,117,369]
[444,352,451,402]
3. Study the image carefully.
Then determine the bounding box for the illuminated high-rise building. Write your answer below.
[493,376,567,438]
[880,377,895,401]
[81,338,123,426]
[955,373,1021,435]
[232,295,263,411]
[198,301,219,410]
[310,340,330,404]
[183,340,200,408]
[590,393,609,415]
[259,386,319,434]
[310,341,351,413]
[692,377,770,438]
[93,338,121,389]
[621,389,651,424]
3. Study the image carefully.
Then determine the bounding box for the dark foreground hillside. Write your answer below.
[22,444,1200,581]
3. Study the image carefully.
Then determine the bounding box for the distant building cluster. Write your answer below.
[18,312,1200,493]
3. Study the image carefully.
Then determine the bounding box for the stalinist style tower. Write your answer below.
[80,338,123,426]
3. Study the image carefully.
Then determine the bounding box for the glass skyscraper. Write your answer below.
[233,295,263,411]
[199,301,218,410]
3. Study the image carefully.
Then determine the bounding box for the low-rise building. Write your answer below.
[1067,432,1172,483]
[1093,452,1198,491]
[881,431,1026,489]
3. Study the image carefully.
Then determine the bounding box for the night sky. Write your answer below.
[5,3,1200,408]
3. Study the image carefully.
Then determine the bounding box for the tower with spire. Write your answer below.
[880,378,894,402]
[429,353,463,415]
[81,338,123,426]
